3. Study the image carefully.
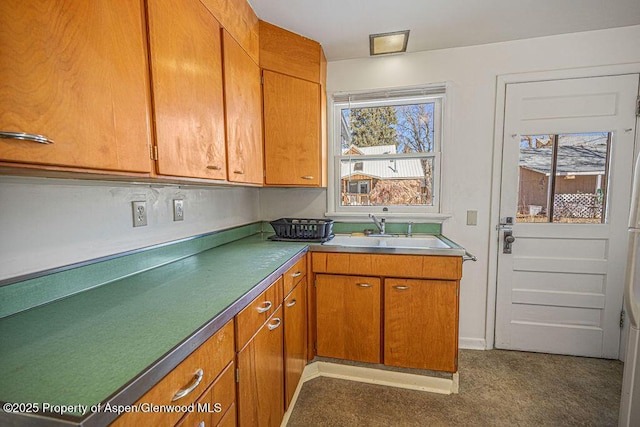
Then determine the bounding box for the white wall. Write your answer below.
[260,25,640,348]
[0,176,260,281]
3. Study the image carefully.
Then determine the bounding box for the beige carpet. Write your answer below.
[287,349,623,426]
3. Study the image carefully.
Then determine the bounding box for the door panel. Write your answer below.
[315,274,381,363]
[223,30,263,184]
[0,0,152,173]
[263,70,321,186]
[496,74,639,358]
[147,0,226,179]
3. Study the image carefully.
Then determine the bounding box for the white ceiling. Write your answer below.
[248,0,640,61]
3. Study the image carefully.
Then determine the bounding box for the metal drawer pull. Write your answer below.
[233,170,245,174]
[172,369,204,401]
[393,285,410,290]
[0,131,54,144]
[256,300,272,313]
[356,283,372,288]
[206,165,221,170]
[267,317,281,330]
[286,298,297,307]
[291,271,302,278]
[301,176,314,180]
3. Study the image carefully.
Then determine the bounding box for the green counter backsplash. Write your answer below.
[0,223,262,319]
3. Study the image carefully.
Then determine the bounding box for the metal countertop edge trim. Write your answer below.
[0,221,263,288]
[0,247,309,427]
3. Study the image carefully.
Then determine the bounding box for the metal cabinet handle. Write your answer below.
[267,317,281,330]
[301,176,314,180]
[234,170,245,175]
[256,301,272,314]
[291,271,302,278]
[0,131,54,144]
[286,298,297,307]
[207,165,221,170]
[393,285,410,290]
[172,369,204,401]
[356,283,372,288]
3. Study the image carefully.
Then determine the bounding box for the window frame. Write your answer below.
[328,90,445,216]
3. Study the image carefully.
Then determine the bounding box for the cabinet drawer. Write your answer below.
[113,320,235,427]
[283,254,306,295]
[312,252,462,280]
[210,362,236,426]
[175,361,236,427]
[235,277,283,351]
[217,405,237,427]
[174,383,211,427]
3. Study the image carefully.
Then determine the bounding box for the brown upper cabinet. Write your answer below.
[0,0,153,174]
[260,21,328,187]
[147,0,227,180]
[222,31,264,185]
[1,1,328,187]
[200,0,260,64]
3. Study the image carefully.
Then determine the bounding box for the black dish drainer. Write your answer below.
[268,218,334,243]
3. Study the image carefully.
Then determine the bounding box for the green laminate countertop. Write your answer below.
[0,233,308,426]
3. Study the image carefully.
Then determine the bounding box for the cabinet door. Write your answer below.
[385,278,459,372]
[0,0,152,173]
[263,70,320,186]
[147,0,227,179]
[222,31,263,184]
[237,307,284,427]
[316,274,381,363]
[284,281,307,409]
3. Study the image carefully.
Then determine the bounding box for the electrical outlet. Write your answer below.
[132,201,147,227]
[173,199,184,221]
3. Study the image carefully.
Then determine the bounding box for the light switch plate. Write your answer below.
[132,201,147,227]
[466,210,478,226]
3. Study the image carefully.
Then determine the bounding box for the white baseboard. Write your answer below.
[459,337,487,350]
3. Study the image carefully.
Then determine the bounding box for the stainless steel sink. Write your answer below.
[323,234,452,250]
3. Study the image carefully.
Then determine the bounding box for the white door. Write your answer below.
[495,74,639,358]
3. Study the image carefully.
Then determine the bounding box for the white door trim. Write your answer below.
[487,63,640,352]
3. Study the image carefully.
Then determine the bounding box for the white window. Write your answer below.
[329,86,445,216]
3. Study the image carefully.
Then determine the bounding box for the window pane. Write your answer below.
[341,103,435,154]
[517,134,553,222]
[340,157,434,207]
[552,133,609,223]
[517,132,610,224]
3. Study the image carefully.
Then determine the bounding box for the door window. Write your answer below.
[517,132,611,223]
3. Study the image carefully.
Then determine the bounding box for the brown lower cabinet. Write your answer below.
[311,252,462,372]
[112,320,235,427]
[315,274,381,364]
[236,306,284,427]
[284,281,307,409]
[384,278,459,373]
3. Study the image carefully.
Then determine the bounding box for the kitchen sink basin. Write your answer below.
[323,234,452,250]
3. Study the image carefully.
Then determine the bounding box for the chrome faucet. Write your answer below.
[407,221,413,237]
[369,214,386,234]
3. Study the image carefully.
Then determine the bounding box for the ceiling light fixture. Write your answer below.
[369,30,410,56]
